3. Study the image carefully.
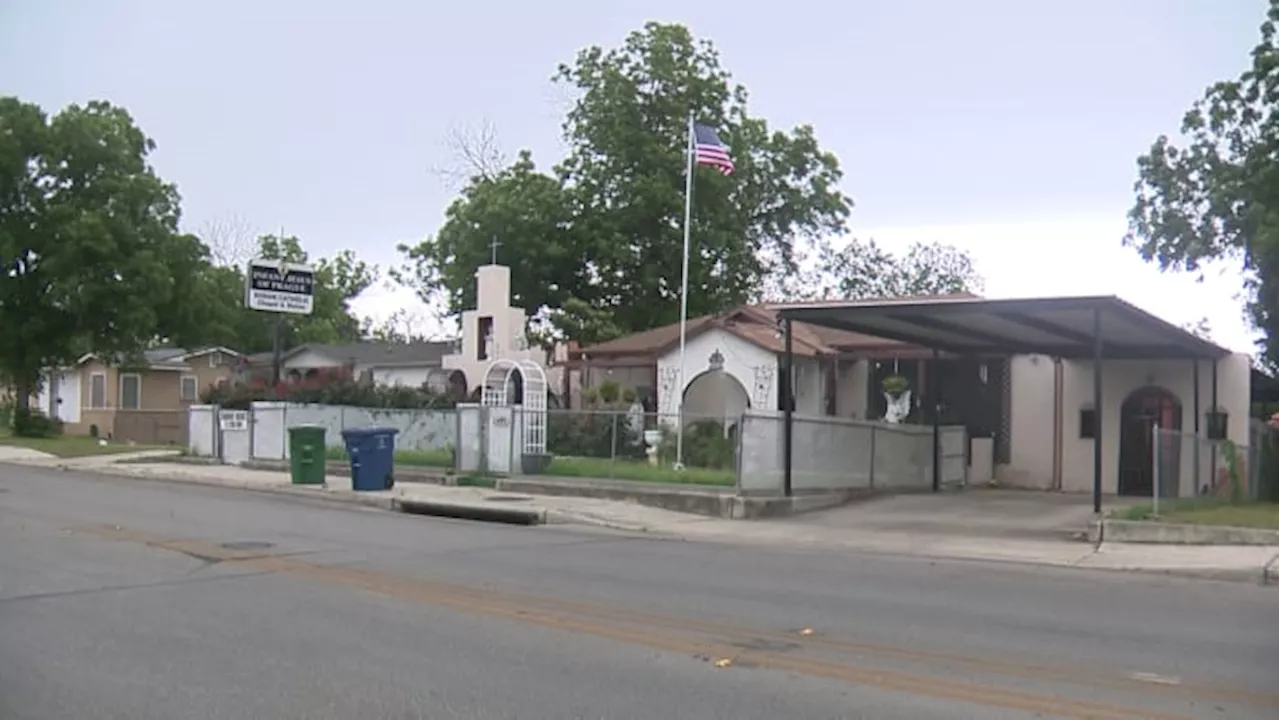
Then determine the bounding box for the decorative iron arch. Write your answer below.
[480,359,548,455]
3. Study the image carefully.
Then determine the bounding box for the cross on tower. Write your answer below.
[489,236,502,265]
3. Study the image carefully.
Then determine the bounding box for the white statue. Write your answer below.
[625,401,645,444]
[883,390,912,424]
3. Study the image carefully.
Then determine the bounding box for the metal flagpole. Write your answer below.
[674,113,695,470]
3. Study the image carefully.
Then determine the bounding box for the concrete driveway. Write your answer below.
[784,488,1133,540]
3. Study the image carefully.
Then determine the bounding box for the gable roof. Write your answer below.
[77,346,245,370]
[577,300,941,360]
[283,341,456,368]
[179,346,243,361]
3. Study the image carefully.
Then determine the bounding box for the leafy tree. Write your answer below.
[1125,0,1278,373]
[1181,317,1214,342]
[398,22,851,340]
[397,151,576,326]
[758,237,984,301]
[200,234,378,354]
[362,308,436,344]
[0,97,216,411]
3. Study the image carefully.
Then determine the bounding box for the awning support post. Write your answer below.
[1192,359,1201,496]
[1092,307,1103,514]
[1210,358,1219,493]
[931,348,941,492]
[782,318,794,498]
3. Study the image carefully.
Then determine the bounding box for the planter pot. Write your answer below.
[521,452,553,475]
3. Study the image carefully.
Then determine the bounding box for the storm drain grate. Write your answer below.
[485,495,534,503]
[219,541,275,551]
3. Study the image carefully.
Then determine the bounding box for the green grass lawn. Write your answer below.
[1116,499,1279,529]
[546,456,735,486]
[323,445,734,486]
[0,431,171,458]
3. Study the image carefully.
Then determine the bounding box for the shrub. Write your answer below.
[658,419,736,470]
[546,384,646,460]
[201,367,456,411]
[1258,429,1278,502]
[12,408,63,438]
[546,410,646,460]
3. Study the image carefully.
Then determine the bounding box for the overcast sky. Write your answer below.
[0,0,1265,352]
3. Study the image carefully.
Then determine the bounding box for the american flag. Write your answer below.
[693,123,735,175]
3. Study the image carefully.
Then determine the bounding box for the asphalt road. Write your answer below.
[1,465,1275,720]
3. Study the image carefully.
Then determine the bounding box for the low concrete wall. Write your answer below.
[115,410,188,446]
[249,402,456,461]
[188,405,218,457]
[1089,519,1279,546]
[736,409,967,495]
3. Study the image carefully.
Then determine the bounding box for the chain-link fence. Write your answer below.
[1248,418,1278,503]
[535,408,738,487]
[1152,427,1264,511]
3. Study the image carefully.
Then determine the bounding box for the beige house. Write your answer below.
[40,347,242,444]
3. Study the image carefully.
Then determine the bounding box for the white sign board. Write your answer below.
[219,410,250,432]
[245,259,315,315]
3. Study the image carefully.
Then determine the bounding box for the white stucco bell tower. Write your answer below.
[442,261,556,394]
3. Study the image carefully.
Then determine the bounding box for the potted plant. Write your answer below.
[881,373,910,396]
[880,373,912,424]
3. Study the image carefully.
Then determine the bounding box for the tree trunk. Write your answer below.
[14,380,31,411]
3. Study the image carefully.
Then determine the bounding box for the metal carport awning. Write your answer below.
[777,296,1230,361]
[773,295,1233,514]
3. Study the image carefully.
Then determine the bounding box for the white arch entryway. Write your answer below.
[480,358,547,456]
[682,368,751,434]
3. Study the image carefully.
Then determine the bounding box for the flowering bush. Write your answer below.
[201,367,454,410]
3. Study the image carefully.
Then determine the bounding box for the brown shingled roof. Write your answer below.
[578,296,970,360]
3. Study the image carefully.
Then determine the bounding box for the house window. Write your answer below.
[119,373,142,410]
[180,375,198,401]
[1205,411,1228,441]
[1078,407,1097,439]
[209,352,220,368]
[90,373,107,409]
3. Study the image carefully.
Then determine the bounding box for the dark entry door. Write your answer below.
[1117,388,1182,497]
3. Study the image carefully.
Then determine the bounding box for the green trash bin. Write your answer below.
[288,425,327,485]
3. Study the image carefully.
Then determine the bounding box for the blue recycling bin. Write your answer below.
[341,427,399,491]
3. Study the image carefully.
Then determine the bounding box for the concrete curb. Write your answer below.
[1265,555,1279,585]
[240,459,452,485]
[1089,519,1279,546]
[494,476,869,519]
[51,463,398,512]
[166,459,865,519]
[395,499,545,526]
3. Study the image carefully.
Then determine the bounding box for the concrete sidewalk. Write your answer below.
[7,454,1276,583]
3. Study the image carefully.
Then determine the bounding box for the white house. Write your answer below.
[574,296,1255,498]
[570,304,923,421]
[262,342,457,389]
